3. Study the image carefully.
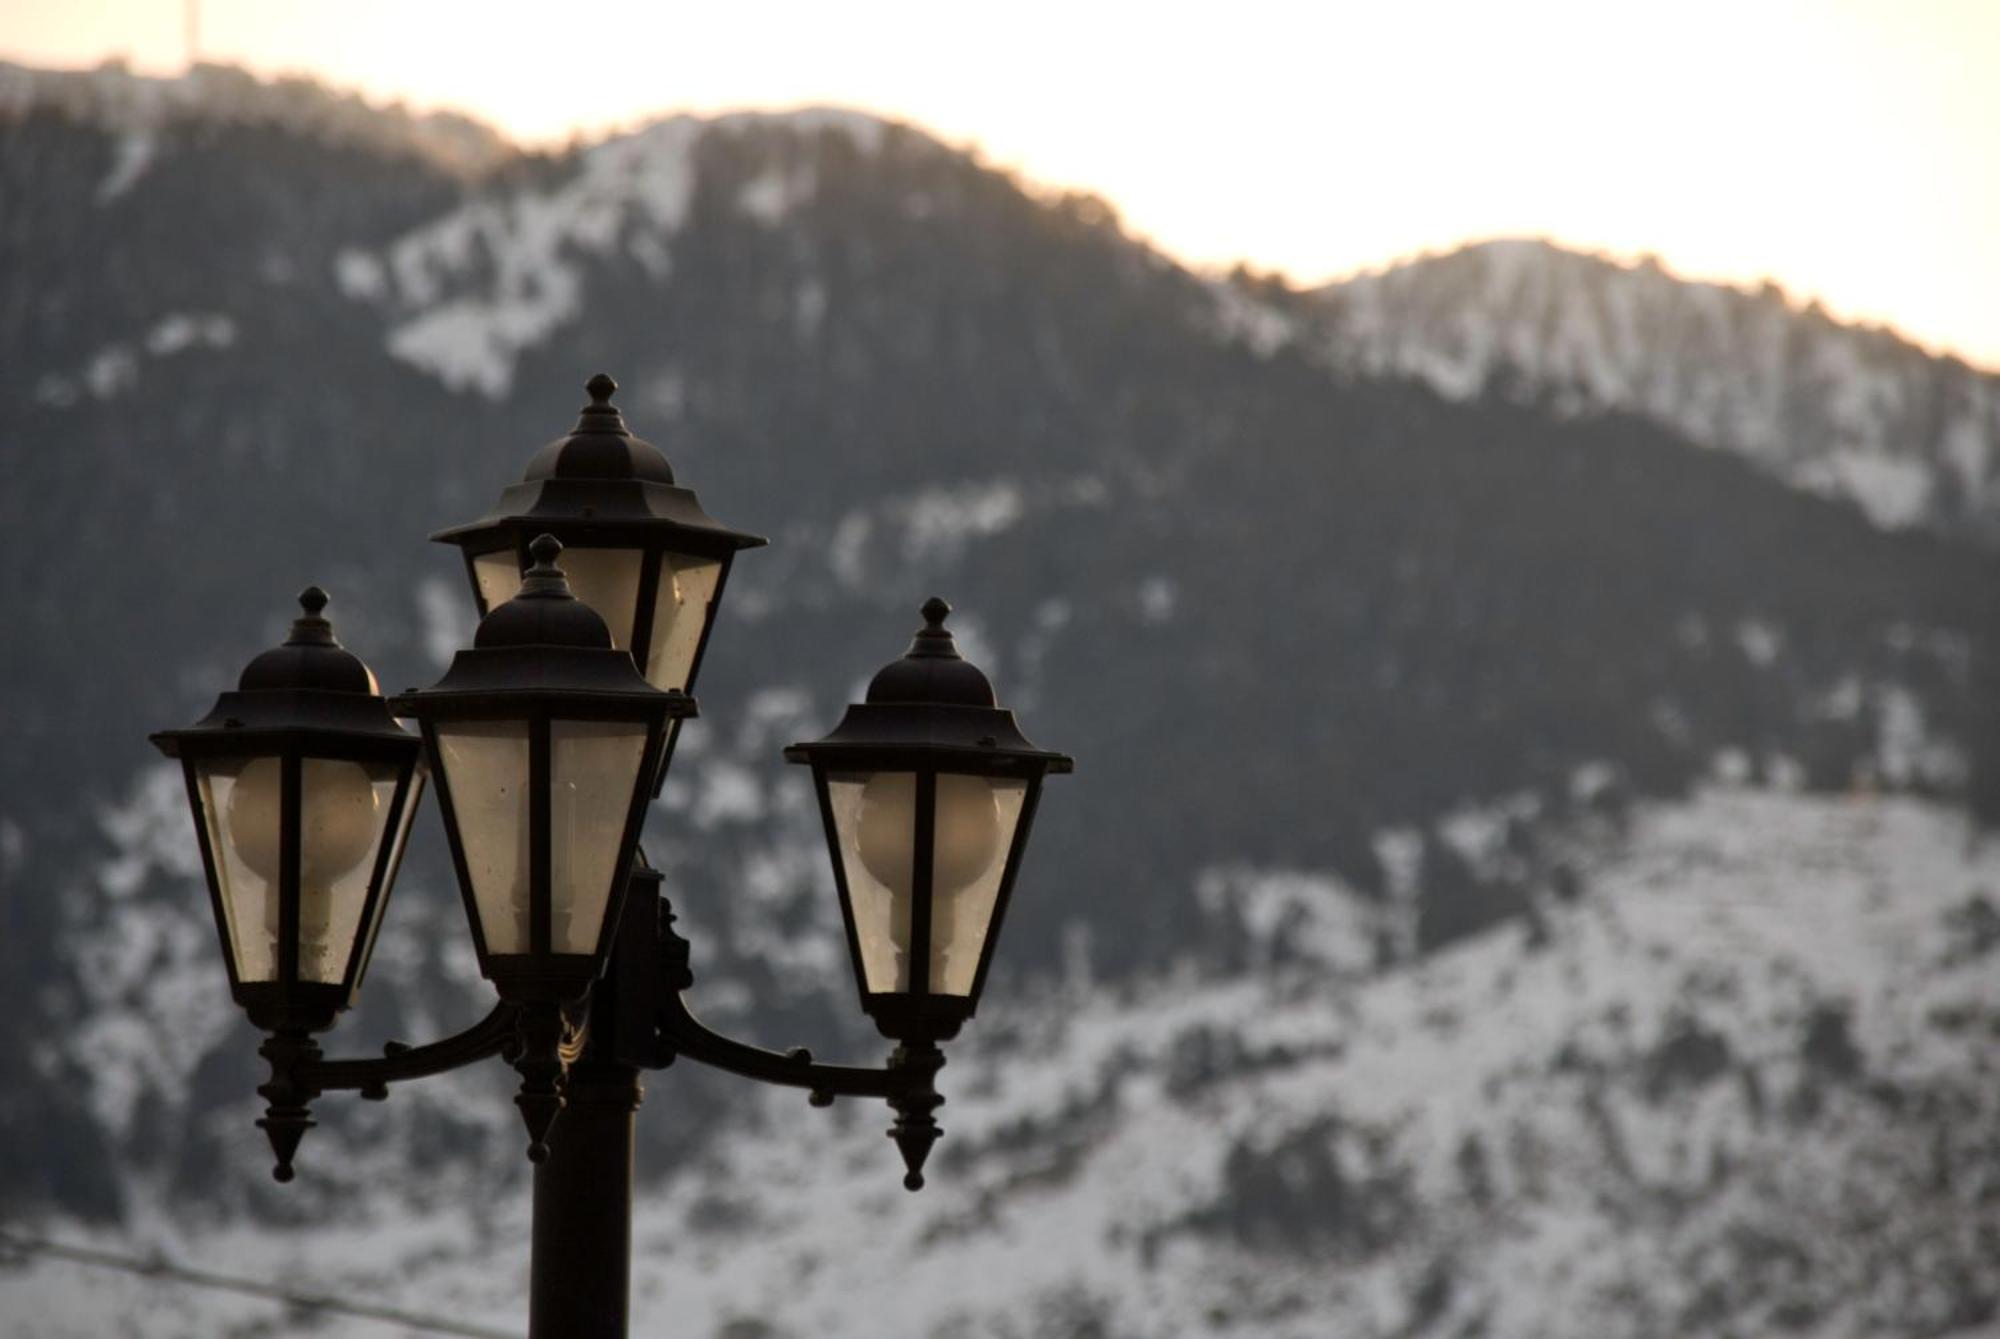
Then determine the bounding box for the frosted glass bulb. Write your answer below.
[228,758,379,970]
[856,773,1002,898]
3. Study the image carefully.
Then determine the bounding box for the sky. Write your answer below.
[6,0,1999,369]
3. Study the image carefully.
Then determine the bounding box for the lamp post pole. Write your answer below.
[527,874,663,1339]
[150,375,1073,1339]
[529,941,642,1338]
[532,1052,640,1339]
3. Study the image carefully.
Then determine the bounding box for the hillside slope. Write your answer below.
[1217,239,2000,539]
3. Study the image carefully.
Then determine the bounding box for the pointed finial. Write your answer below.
[284,585,337,646]
[901,596,962,661]
[513,534,573,601]
[562,370,643,450]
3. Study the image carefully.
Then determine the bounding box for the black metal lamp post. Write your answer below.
[150,376,1071,1339]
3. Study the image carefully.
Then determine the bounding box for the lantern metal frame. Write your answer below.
[784,600,1074,1047]
[389,539,691,1006]
[154,376,1073,1339]
[150,588,425,1037]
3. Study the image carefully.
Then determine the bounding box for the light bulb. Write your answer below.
[227,757,379,974]
[855,773,1002,988]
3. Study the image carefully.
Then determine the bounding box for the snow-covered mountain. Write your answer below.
[13,785,1999,1337]
[3,60,1999,1339]
[1216,239,2000,539]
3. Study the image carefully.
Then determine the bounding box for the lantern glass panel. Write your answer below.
[297,758,404,983]
[928,775,1026,996]
[191,756,407,984]
[352,768,424,988]
[825,771,1025,996]
[643,553,723,692]
[549,720,649,953]
[473,549,524,613]
[437,721,532,953]
[196,758,277,982]
[553,547,646,653]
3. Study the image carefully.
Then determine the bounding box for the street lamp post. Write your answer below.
[151,376,1073,1339]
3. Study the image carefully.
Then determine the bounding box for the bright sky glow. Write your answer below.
[6,0,1999,369]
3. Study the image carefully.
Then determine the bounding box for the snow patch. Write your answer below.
[343,109,892,398]
[358,118,704,397]
[96,129,155,202]
[414,574,475,670]
[894,480,1024,562]
[35,313,236,405]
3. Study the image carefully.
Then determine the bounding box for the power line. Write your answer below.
[0,1230,520,1339]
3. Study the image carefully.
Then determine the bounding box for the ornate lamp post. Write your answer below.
[151,376,1072,1339]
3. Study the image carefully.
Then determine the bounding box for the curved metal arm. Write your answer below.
[649,889,919,1102]
[654,984,913,1103]
[568,872,949,1188]
[300,1002,520,1098]
[649,901,947,1188]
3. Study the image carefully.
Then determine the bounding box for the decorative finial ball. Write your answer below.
[529,533,564,568]
[298,586,329,618]
[921,596,952,629]
[903,1170,925,1192]
[585,372,618,405]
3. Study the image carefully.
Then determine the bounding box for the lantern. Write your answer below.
[392,534,689,1008]
[430,373,765,705]
[786,598,1072,1044]
[151,588,424,1035]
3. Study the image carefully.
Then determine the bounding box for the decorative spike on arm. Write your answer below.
[255,1033,322,1183]
[511,1002,579,1164]
[887,1042,945,1191]
[248,1004,522,1180]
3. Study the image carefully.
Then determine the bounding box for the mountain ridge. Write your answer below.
[1216,238,2000,541]
[16,57,1995,544]
[16,61,1992,401]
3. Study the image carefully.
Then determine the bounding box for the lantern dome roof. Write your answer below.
[864,598,996,708]
[236,586,382,694]
[150,587,417,755]
[391,534,696,717]
[473,534,615,651]
[520,373,675,485]
[786,599,1073,775]
[429,373,766,558]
